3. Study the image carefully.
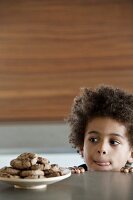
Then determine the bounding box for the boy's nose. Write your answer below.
[97,143,107,155]
[97,150,106,155]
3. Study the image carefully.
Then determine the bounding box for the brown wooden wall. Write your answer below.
[0,0,133,122]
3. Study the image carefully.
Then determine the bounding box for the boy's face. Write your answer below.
[83,117,133,171]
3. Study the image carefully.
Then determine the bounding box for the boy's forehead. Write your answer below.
[85,117,128,137]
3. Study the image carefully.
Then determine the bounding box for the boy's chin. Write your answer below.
[89,166,120,172]
[88,161,122,172]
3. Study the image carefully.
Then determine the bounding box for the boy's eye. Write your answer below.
[89,138,98,143]
[110,140,120,146]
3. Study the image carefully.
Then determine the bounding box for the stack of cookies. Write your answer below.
[0,152,64,179]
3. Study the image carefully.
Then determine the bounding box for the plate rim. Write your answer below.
[0,168,71,183]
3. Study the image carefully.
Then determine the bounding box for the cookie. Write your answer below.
[10,152,38,169]
[0,167,20,175]
[10,159,32,170]
[51,164,60,172]
[43,163,51,170]
[44,170,62,177]
[20,169,44,177]
[31,164,45,171]
[18,152,38,165]
[0,172,20,179]
[37,157,49,164]
[17,152,38,161]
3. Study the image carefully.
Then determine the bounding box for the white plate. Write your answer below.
[0,168,71,189]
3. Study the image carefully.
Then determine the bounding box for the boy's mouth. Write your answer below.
[94,160,111,166]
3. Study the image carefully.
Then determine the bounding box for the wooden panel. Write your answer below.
[0,0,133,121]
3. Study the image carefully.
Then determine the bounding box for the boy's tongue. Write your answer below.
[95,161,111,166]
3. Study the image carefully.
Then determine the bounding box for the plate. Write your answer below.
[0,168,71,189]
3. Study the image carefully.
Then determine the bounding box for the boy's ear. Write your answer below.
[128,148,133,163]
[79,147,84,157]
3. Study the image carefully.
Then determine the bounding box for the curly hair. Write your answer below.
[67,85,133,150]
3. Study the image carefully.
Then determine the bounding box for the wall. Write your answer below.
[0,0,133,122]
[0,0,133,153]
[0,122,72,153]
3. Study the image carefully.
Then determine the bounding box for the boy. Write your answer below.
[67,85,133,173]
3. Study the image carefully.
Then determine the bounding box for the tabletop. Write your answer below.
[0,171,133,200]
